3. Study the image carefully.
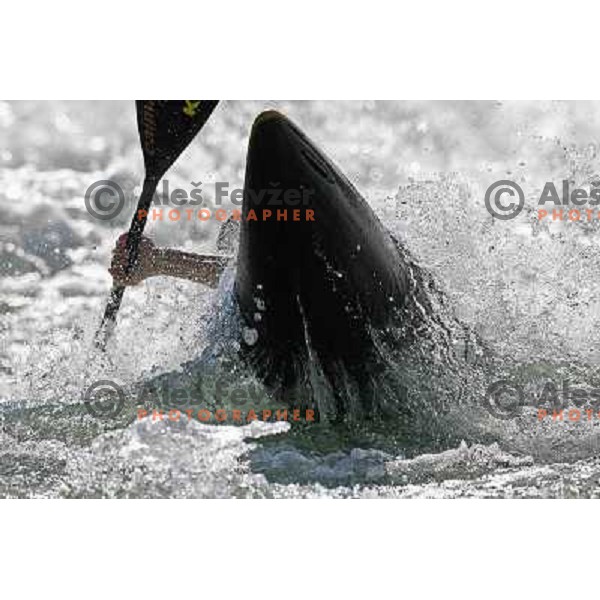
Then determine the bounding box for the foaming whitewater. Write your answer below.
[4,100,600,497]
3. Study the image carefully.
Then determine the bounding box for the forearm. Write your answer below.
[150,248,230,287]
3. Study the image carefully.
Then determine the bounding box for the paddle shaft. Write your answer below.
[95,176,156,348]
[94,100,219,350]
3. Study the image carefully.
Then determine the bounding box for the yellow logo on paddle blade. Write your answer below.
[183,100,201,117]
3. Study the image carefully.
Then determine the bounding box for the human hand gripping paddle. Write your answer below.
[94,100,219,350]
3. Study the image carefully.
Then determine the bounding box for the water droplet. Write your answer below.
[242,327,259,346]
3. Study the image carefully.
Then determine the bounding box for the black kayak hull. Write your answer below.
[234,111,419,420]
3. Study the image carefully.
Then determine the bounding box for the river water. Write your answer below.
[3,100,600,498]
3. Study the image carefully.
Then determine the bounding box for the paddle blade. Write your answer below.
[136,100,219,180]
